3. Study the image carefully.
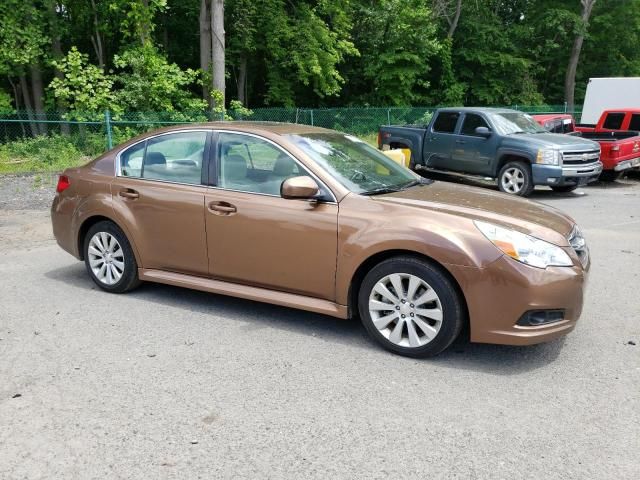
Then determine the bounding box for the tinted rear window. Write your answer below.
[629,114,640,131]
[432,112,460,133]
[602,113,625,130]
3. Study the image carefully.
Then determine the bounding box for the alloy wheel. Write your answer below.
[500,167,525,194]
[368,273,443,348]
[88,232,125,285]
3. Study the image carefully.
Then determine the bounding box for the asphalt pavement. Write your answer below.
[1,175,639,479]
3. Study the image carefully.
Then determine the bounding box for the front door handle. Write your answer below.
[119,189,139,199]
[455,139,466,144]
[208,201,237,215]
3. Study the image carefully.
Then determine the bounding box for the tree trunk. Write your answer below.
[211,0,225,107]
[447,0,462,38]
[30,64,47,135]
[199,0,212,107]
[90,0,105,68]
[237,57,247,106]
[565,0,596,113]
[8,77,27,136]
[49,0,70,134]
[19,74,39,137]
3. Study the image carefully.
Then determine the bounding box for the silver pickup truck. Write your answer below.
[378,107,603,196]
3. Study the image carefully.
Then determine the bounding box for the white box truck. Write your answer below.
[580,77,640,124]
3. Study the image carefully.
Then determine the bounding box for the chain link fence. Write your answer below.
[0,105,578,174]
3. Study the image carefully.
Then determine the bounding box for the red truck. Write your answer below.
[533,111,640,181]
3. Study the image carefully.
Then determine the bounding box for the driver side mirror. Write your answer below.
[475,126,492,138]
[281,176,320,200]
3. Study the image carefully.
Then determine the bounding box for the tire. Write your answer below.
[84,220,140,293]
[498,161,534,197]
[551,185,578,193]
[358,256,464,358]
[599,170,622,182]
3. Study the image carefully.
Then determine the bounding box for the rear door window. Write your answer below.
[628,114,640,131]
[432,112,460,133]
[602,113,625,130]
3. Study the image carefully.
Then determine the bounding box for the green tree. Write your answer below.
[49,47,117,119]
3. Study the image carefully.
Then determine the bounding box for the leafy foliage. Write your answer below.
[49,47,117,119]
[113,44,206,113]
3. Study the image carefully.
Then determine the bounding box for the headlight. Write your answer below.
[475,221,573,268]
[536,148,561,166]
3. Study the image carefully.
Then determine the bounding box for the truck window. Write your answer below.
[602,113,625,130]
[432,112,460,133]
[629,114,640,131]
[460,114,489,136]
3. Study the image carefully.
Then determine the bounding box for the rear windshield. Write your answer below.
[286,132,417,194]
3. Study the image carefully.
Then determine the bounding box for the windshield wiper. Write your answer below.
[508,131,528,135]
[362,178,432,195]
[361,186,402,196]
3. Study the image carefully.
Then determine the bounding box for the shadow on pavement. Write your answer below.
[45,262,566,375]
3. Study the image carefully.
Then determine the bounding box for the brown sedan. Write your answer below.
[51,122,589,357]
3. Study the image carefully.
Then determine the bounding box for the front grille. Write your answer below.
[568,225,588,267]
[562,149,600,166]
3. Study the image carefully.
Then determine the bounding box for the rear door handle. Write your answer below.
[119,189,139,199]
[455,139,466,144]
[208,201,237,214]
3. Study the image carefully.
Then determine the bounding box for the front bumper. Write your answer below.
[532,162,602,187]
[447,254,588,346]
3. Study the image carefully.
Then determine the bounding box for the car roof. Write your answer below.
[136,121,335,137]
[436,107,522,114]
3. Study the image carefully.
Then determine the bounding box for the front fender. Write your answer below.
[334,195,502,305]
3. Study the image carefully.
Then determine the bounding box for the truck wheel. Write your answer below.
[551,185,578,193]
[498,161,534,197]
[599,170,622,182]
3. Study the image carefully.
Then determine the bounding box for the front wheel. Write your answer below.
[358,256,464,358]
[84,220,140,293]
[498,161,534,196]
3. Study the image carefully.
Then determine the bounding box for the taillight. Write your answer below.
[377,130,382,148]
[56,175,70,193]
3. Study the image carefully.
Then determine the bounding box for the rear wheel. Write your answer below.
[358,256,464,358]
[599,170,622,182]
[84,221,140,293]
[498,161,534,196]
[551,185,578,193]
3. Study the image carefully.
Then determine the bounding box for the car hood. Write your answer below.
[512,133,598,150]
[374,182,575,246]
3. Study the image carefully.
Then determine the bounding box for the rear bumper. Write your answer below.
[613,156,640,171]
[532,162,602,186]
[448,255,588,346]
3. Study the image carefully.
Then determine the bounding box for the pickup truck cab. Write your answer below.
[379,108,602,196]
[575,109,640,133]
[534,112,640,181]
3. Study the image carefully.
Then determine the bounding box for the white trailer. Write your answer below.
[580,77,640,124]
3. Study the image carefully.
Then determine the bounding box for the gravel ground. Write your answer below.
[1,174,639,479]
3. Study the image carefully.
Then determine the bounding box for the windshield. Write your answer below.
[490,112,547,135]
[286,132,420,194]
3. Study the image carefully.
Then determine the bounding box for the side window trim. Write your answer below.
[431,111,462,135]
[210,129,337,203]
[458,113,490,137]
[116,129,212,187]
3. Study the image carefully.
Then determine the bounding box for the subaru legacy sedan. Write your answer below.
[51,122,589,357]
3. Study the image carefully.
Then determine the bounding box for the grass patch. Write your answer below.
[0,134,103,174]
